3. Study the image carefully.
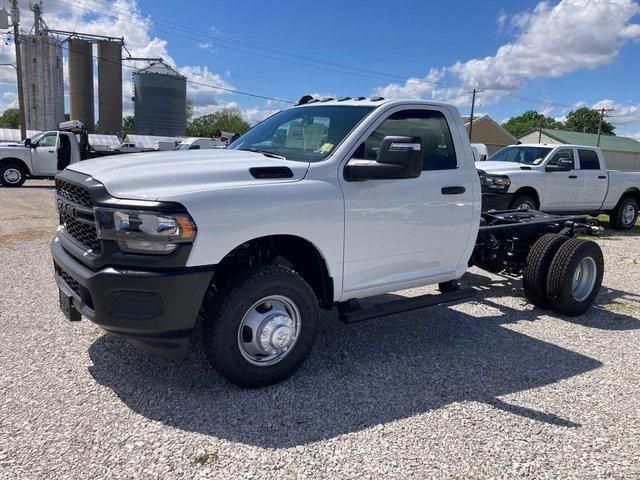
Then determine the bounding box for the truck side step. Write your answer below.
[338,288,476,323]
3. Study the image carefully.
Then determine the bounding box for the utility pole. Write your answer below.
[468,88,483,140]
[10,0,26,139]
[596,107,614,147]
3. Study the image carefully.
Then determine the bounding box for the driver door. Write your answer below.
[340,107,475,296]
[31,133,59,175]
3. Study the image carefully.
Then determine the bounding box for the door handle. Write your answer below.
[598,175,607,179]
[568,175,578,179]
[441,186,466,195]
[47,150,54,153]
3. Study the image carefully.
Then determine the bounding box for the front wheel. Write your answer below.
[202,266,319,388]
[510,195,537,210]
[0,163,27,187]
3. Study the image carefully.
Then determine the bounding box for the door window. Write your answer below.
[547,148,574,167]
[37,134,58,148]
[578,149,600,170]
[356,109,457,170]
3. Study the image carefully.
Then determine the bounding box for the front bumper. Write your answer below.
[51,235,214,359]
[481,192,513,211]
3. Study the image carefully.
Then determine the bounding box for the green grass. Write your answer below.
[590,214,640,232]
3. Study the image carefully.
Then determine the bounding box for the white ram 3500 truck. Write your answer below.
[479,144,640,229]
[52,98,605,387]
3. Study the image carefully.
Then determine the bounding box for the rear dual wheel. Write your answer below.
[524,235,603,315]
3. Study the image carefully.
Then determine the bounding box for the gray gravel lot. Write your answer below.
[1,180,639,479]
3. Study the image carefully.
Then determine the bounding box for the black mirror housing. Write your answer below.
[546,158,574,172]
[24,138,32,147]
[346,136,422,181]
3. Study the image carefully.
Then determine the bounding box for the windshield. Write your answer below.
[24,133,44,144]
[229,105,374,162]
[489,146,553,165]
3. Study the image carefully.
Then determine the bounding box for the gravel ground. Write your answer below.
[1,180,639,479]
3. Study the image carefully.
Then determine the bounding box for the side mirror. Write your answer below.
[546,158,574,172]
[345,136,422,181]
[478,154,487,162]
[24,138,32,147]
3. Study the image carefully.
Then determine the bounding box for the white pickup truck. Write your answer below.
[479,144,640,229]
[51,97,605,388]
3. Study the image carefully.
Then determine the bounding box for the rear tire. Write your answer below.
[546,238,604,316]
[610,197,638,230]
[0,163,27,187]
[510,195,537,210]
[523,234,568,308]
[201,266,319,388]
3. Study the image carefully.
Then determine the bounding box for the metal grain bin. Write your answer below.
[68,39,95,132]
[97,41,123,135]
[133,62,186,136]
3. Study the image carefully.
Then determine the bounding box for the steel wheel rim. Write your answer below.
[621,204,636,226]
[572,256,597,302]
[3,168,20,184]
[237,295,301,367]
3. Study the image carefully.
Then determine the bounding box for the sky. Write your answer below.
[0,0,639,138]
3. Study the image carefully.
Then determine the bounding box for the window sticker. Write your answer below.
[318,143,334,154]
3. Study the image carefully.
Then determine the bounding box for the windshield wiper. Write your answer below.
[240,148,286,160]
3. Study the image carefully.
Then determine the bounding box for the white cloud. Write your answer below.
[374,0,640,107]
[592,99,640,125]
[243,107,279,125]
[630,131,640,140]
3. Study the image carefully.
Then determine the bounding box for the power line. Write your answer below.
[53,0,413,83]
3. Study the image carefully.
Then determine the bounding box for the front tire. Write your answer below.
[202,266,319,388]
[510,195,537,211]
[610,197,638,230]
[0,163,27,187]
[546,238,604,316]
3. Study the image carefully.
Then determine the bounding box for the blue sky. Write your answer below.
[1,0,639,137]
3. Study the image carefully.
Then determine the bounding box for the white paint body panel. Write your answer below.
[68,100,482,302]
[482,144,640,213]
[0,131,81,176]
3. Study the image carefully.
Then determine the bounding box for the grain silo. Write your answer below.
[20,34,64,131]
[68,39,95,131]
[97,41,123,134]
[133,62,186,136]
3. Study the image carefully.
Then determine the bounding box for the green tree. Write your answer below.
[564,107,615,135]
[186,106,250,137]
[0,108,20,128]
[501,110,563,138]
[122,115,135,136]
[186,98,194,121]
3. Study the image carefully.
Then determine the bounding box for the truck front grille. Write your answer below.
[55,179,94,207]
[55,180,102,254]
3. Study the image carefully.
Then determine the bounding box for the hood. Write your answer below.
[68,149,310,200]
[477,161,536,173]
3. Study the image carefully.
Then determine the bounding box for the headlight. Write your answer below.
[94,207,197,254]
[481,174,511,191]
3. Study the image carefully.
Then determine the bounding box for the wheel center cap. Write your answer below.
[258,315,295,353]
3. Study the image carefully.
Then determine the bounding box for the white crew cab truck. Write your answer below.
[479,144,640,229]
[52,97,605,388]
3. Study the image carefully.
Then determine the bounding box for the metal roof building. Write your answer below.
[519,128,640,171]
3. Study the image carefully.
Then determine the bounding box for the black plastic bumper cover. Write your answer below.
[52,236,214,360]
[481,192,513,212]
